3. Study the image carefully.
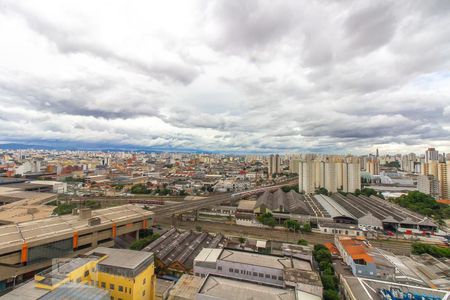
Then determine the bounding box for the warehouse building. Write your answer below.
[143,228,225,275]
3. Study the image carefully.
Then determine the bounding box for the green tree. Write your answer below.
[130,183,151,194]
[302,223,312,233]
[323,290,340,300]
[297,239,308,246]
[316,187,329,195]
[238,237,246,244]
[284,219,301,232]
[53,203,77,215]
[129,233,160,250]
[412,242,450,258]
[257,212,277,228]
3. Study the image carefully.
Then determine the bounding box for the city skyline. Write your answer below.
[1,1,450,154]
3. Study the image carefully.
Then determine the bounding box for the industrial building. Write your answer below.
[0,205,153,291]
[143,228,225,275]
[253,189,311,215]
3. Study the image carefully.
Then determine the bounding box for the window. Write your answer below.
[229,268,233,272]
[201,274,205,278]
[265,274,270,278]
[271,275,276,279]
[195,272,199,276]
[110,297,114,300]
[234,269,239,273]
[217,266,222,271]
[259,273,263,277]
[129,289,132,294]
[84,270,89,277]
[143,278,146,285]
[125,287,128,293]
[345,230,348,235]
[101,282,106,288]
[278,276,283,280]
[143,290,146,296]
[118,286,123,292]
[253,272,257,276]
[110,283,115,290]
[324,229,327,233]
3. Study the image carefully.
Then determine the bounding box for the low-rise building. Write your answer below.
[193,248,322,298]
[0,247,156,300]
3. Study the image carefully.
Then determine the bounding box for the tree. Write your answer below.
[130,183,151,194]
[323,290,340,300]
[284,220,301,232]
[297,239,308,246]
[238,237,246,244]
[195,225,202,232]
[257,212,277,228]
[129,233,161,250]
[53,203,77,215]
[321,274,337,290]
[316,187,329,195]
[412,242,450,258]
[394,191,450,221]
[302,223,312,233]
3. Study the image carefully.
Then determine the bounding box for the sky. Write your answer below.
[0,0,450,154]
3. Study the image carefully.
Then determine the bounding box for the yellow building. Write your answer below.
[34,247,156,300]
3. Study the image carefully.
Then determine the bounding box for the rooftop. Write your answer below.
[0,204,153,252]
[167,274,203,300]
[89,247,154,270]
[218,249,312,271]
[198,275,296,300]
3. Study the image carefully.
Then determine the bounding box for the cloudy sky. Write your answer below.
[1,0,450,154]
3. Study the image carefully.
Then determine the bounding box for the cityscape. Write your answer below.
[1,1,450,300]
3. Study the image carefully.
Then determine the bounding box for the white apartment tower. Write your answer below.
[268,154,281,178]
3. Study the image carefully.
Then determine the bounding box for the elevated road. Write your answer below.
[151,180,298,218]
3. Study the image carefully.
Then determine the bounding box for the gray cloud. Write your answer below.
[0,0,450,153]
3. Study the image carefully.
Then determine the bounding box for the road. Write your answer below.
[156,218,419,255]
[151,179,299,218]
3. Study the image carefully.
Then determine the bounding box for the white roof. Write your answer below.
[256,240,267,248]
[194,248,222,263]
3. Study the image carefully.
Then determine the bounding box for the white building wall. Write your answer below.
[194,260,284,287]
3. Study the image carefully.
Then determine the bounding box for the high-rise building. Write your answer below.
[289,159,300,174]
[366,158,380,175]
[299,159,316,194]
[437,162,450,199]
[298,156,360,194]
[268,154,281,178]
[417,175,440,199]
[343,159,361,193]
[324,161,337,193]
[425,148,439,163]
